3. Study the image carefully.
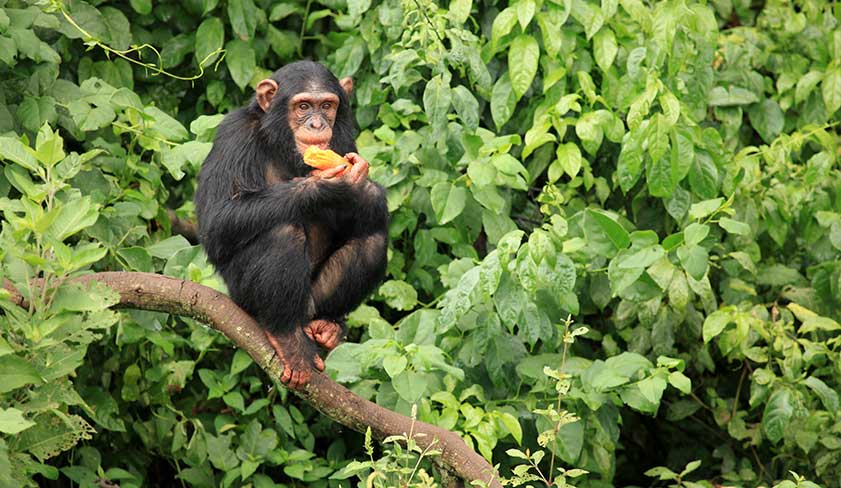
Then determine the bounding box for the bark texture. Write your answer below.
[11,272,500,487]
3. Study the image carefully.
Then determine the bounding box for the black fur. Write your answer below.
[195,61,388,363]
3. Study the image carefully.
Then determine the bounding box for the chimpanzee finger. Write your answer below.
[281,365,292,384]
[344,152,370,166]
[313,354,325,371]
[348,159,369,184]
[295,369,310,389]
[316,165,348,179]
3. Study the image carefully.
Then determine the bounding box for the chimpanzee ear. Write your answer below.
[339,77,353,97]
[256,79,278,112]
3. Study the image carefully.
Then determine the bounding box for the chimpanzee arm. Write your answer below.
[311,182,389,319]
[198,177,353,264]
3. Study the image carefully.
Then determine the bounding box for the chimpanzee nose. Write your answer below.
[308,118,323,130]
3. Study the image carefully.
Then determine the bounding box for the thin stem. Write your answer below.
[548,315,573,485]
[411,0,445,45]
[59,8,225,81]
[298,0,314,58]
[730,362,747,423]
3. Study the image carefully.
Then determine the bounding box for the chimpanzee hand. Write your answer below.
[309,164,349,180]
[304,319,344,351]
[343,153,369,185]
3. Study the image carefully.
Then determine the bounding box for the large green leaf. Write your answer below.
[0,356,42,393]
[225,40,256,90]
[227,0,258,40]
[195,18,225,66]
[509,35,539,100]
[430,183,468,224]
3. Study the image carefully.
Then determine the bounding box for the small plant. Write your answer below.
[502,316,589,487]
[336,405,442,487]
[645,460,707,488]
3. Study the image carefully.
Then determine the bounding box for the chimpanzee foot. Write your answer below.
[264,329,320,389]
[304,319,345,351]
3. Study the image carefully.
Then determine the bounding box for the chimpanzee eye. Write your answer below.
[298,102,310,111]
[321,102,332,110]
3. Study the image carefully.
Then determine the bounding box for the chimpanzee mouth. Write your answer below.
[303,142,330,150]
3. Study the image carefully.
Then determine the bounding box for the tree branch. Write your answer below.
[9,272,501,487]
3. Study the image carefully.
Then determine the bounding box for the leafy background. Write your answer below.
[0,0,839,486]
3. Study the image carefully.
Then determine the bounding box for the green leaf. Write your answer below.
[230,350,253,376]
[0,355,42,393]
[647,154,674,197]
[448,0,472,24]
[638,375,667,404]
[270,4,300,21]
[100,7,132,51]
[702,310,730,343]
[617,245,664,269]
[147,236,192,259]
[423,75,451,139]
[452,85,479,131]
[804,376,839,412]
[677,244,708,280]
[762,388,794,444]
[35,125,65,168]
[718,217,750,235]
[379,280,418,311]
[571,0,605,40]
[683,223,709,246]
[382,355,408,378]
[17,97,57,133]
[822,67,841,114]
[555,143,582,179]
[392,370,428,403]
[748,99,784,143]
[0,136,39,173]
[497,412,523,444]
[509,35,539,100]
[795,70,823,104]
[0,408,35,434]
[145,107,189,142]
[347,0,372,19]
[491,73,516,129]
[160,33,194,69]
[593,28,617,72]
[49,196,99,240]
[668,371,691,394]
[688,197,723,220]
[430,182,467,224]
[707,86,759,106]
[223,391,245,412]
[195,18,224,66]
[129,0,152,15]
[587,210,630,250]
[517,0,536,29]
[190,114,225,139]
[491,7,517,51]
[617,131,644,192]
[225,40,256,90]
[228,0,258,40]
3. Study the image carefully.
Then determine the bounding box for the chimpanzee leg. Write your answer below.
[222,224,322,388]
[308,230,388,345]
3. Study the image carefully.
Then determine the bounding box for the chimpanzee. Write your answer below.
[194,61,389,389]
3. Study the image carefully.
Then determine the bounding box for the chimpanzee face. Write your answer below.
[255,63,353,158]
[286,89,340,155]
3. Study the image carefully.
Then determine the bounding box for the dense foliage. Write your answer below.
[0,0,839,486]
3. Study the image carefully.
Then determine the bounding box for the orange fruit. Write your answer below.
[303,146,349,170]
